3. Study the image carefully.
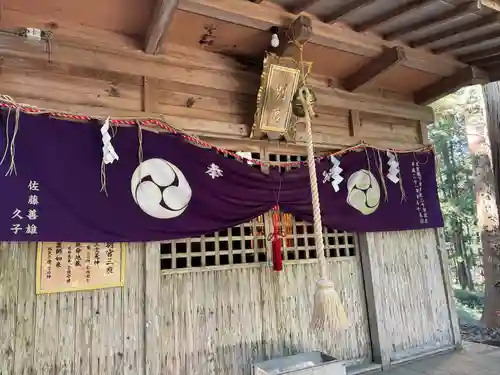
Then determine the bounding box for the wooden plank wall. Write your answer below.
[159,259,371,375]
[0,242,147,375]
[0,44,429,151]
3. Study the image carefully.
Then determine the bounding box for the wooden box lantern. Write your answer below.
[252,54,299,140]
[251,16,314,141]
[251,54,313,141]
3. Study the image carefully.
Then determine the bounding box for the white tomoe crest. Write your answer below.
[130,158,192,219]
[346,169,381,215]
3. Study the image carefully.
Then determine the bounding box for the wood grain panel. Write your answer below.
[2,0,153,35]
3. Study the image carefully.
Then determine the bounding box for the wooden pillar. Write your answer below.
[434,229,462,348]
[144,242,161,375]
[418,120,430,144]
[357,233,390,369]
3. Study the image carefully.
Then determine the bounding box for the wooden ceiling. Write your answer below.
[1,0,499,105]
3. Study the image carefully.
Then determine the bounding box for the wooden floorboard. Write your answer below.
[379,342,500,375]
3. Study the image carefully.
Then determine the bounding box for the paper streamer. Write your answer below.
[322,156,343,192]
[387,151,400,184]
[101,117,119,165]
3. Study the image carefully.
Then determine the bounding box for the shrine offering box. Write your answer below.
[252,352,346,375]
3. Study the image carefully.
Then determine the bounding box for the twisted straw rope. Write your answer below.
[299,86,327,279]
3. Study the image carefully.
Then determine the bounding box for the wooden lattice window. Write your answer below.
[269,152,357,262]
[160,151,267,271]
[160,150,357,271]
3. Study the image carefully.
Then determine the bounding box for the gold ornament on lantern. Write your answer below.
[251,53,313,141]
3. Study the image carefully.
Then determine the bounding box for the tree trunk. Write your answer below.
[466,84,500,328]
[443,137,470,289]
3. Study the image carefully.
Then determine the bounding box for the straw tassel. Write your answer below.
[298,86,349,330]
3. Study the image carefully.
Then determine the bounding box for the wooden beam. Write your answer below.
[460,45,500,63]
[277,15,313,58]
[384,2,477,40]
[411,14,500,48]
[0,33,433,122]
[144,0,179,54]
[342,47,406,92]
[177,0,464,76]
[433,29,500,54]
[178,0,379,55]
[323,0,377,24]
[288,0,322,14]
[414,67,489,105]
[475,56,500,68]
[354,0,434,32]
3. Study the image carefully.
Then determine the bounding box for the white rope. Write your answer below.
[299,86,349,330]
[299,86,327,280]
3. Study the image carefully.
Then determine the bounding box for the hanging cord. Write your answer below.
[267,176,284,271]
[396,152,406,202]
[0,107,12,166]
[364,146,372,174]
[137,119,144,165]
[5,107,20,176]
[100,158,108,196]
[375,149,388,202]
[42,30,53,63]
[0,96,21,176]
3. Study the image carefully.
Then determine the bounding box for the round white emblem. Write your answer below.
[346,169,380,215]
[131,158,192,219]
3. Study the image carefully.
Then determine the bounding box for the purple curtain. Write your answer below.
[0,112,443,242]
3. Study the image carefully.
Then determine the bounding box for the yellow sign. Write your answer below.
[36,242,126,294]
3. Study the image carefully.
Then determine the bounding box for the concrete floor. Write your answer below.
[382,342,500,375]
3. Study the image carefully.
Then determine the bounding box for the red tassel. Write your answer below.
[272,205,283,271]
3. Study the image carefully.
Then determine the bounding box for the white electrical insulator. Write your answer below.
[271,33,280,48]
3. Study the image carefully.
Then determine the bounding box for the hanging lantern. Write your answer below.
[250,53,313,142]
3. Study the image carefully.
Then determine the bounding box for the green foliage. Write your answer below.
[454,287,484,310]
[430,92,481,290]
[430,116,478,245]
